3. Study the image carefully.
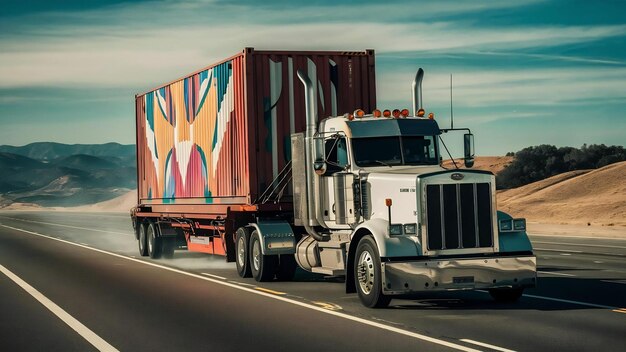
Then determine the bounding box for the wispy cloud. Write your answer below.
[0,0,624,90]
[0,0,624,151]
[379,67,626,112]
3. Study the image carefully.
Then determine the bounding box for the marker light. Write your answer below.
[417,109,425,117]
[354,109,365,118]
[383,109,391,117]
[401,108,409,117]
[373,109,382,118]
[428,112,434,120]
[385,198,393,206]
[346,113,354,121]
[392,109,401,118]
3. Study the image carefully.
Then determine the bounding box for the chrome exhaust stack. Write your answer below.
[297,70,328,241]
[412,68,424,116]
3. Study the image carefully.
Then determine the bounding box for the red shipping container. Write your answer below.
[135,48,376,212]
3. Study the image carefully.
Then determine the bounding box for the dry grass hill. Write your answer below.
[498,161,626,226]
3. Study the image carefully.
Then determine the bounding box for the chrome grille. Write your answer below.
[426,183,493,250]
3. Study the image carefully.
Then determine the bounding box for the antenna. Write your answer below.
[450,74,454,129]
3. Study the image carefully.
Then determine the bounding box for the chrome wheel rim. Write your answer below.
[252,239,260,271]
[357,250,374,295]
[237,236,246,267]
[139,227,145,251]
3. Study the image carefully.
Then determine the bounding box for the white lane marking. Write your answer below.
[229,281,256,287]
[0,264,119,352]
[0,216,131,237]
[79,243,90,246]
[594,261,603,264]
[537,271,575,277]
[460,339,516,352]
[534,248,582,253]
[523,294,616,309]
[532,241,626,250]
[0,223,480,352]
[529,233,626,241]
[560,253,571,256]
[201,273,226,280]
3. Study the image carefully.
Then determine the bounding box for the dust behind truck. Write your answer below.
[131,48,536,308]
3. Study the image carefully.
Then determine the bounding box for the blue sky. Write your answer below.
[0,0,624,155]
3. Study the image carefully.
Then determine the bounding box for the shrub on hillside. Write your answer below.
[497,144,626,189]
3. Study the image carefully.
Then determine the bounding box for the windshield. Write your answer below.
[352,136,438,167]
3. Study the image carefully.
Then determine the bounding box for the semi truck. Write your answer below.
[131,48,536,308]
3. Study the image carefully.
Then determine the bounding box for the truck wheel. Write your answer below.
[147,222,162,259]
[249,230,277,282]
[489,288,524,302]
[138,222,148,257]
[354,235,391,308]
[161,238,175,259]
[276,254,297,281]
[235,227,252,278]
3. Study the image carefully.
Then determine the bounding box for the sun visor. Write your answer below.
[347,119,441,138]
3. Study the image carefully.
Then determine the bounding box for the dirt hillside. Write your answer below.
[498,161,626,226]
[62,190,137,213]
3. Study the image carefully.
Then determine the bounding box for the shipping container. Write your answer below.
[135,48,376,217]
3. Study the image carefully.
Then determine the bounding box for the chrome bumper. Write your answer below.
[381,255,536,295]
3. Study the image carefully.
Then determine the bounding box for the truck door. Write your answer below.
[321,136,349,227]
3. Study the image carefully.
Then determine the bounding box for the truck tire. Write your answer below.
[138,222,148,257]
[276,254,297,281]
[249,230,277,282]
[147,222,162,259]
[161,237,175,259]
[235,227,252,278]
[354,235,391,308]
[489,287,524,302]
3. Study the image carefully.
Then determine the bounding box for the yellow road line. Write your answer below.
[254,287,286,295]
[312,301,343,311]
[612,308,626,314]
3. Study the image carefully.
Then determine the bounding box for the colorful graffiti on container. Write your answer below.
[142,61,238,201]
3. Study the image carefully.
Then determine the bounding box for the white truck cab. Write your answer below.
[288,69,536,308]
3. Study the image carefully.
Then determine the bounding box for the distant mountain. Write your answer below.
[0,152,44,169]
[0,143,136,207]
[51,154,119,171]
[0,142,135,160]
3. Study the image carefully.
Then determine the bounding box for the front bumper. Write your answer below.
[382,255,536,295]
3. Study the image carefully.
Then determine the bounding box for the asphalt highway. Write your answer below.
[0,211,624,352]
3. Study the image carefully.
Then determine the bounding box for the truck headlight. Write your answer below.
[498,219,513,232]
[513,218,526,231]
[389,224,403,236]
[499,218,526,232]
[403,223,417,235]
